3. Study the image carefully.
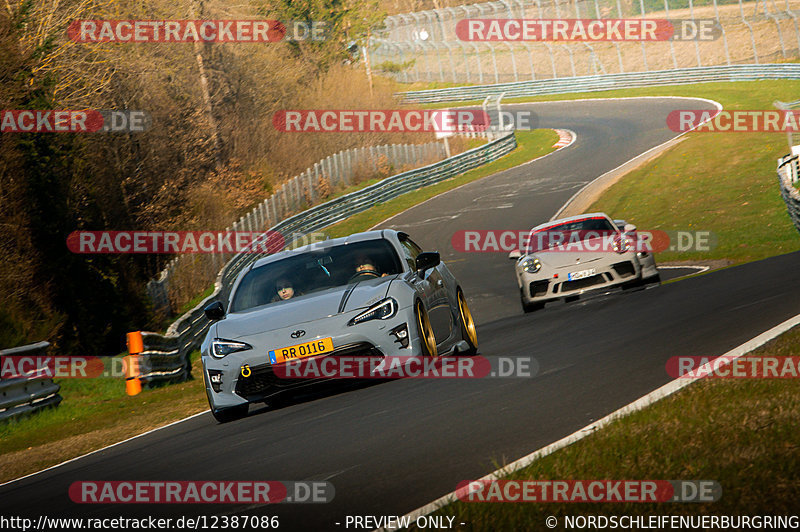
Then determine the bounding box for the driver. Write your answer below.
[349,255,387,282]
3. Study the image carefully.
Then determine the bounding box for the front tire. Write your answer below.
[521,289,543,313]
[457,289,478,355]
[210,403,248,423]
[646,273,662,286]
[415,300,438,358]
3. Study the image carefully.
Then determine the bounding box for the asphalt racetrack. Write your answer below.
[4,98,799,531]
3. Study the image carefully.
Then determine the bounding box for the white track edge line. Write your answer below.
[0,410,210,488]
[375,314,800,531]
[368,128,576,231]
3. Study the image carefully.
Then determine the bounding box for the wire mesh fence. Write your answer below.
[370,0,800,84]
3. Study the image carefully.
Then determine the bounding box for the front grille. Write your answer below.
[529,280,549,298]
[611,261,636,278]
[559,274,606,293]
[234,342,383,400]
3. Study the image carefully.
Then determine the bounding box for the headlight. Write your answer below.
[348,298,398,326]
[520,257,542,273]
[613,236,631,254]
[211,338,252,359]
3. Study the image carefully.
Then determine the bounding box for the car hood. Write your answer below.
[536,249,609,269]
[218,276,398,339]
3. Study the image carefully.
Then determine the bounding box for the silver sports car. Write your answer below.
[201,229,478,422]
[509,213,660,312]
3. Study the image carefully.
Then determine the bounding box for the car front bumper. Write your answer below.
[518,256,643,305]
[201,307,422,410]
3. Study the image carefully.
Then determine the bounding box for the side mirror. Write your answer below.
[508,249,521,260]
[415,251,440,275]
[624,223,636,233]
[204,301,225,321]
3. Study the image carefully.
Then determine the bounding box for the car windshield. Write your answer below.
[229,239,404,312]
[527,217,617,253]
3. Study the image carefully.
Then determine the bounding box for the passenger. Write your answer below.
[272,277,299,301]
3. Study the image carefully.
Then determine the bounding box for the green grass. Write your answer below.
[0,351,207,482]
[175,284,215,316]
[422,326,800,529]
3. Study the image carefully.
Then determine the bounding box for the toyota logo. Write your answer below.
[290,330,306,339]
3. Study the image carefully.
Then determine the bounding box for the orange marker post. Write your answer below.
[125,331,143,396]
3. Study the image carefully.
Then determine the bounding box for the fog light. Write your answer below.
[207,369,223,393]
[390,323,409,348]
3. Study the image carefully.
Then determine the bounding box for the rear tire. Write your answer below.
[415,300,438,358]
[457,289,478,356]
[210,403,248,423]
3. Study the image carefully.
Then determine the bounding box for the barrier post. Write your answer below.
[125,331,143,396]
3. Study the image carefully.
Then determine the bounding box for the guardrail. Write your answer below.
[0,342,62,422]
[398,64,800,103]
[138,131,518,383]
[778,154,800,235]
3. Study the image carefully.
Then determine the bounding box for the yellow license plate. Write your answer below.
[269,337,334,364]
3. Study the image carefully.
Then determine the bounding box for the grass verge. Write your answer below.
[0,353,207,483]
[423,325,800,529]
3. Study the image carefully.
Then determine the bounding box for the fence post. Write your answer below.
[325,157,334,187]
[336,152,346,185]
[306,169,315,202]
[345,149,353,183]
[225,225,232,261]
[369,146,377,171]
[259,200,267,230]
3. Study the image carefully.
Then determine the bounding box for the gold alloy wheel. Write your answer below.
[458,290,478,349]
[416,301,438,357]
